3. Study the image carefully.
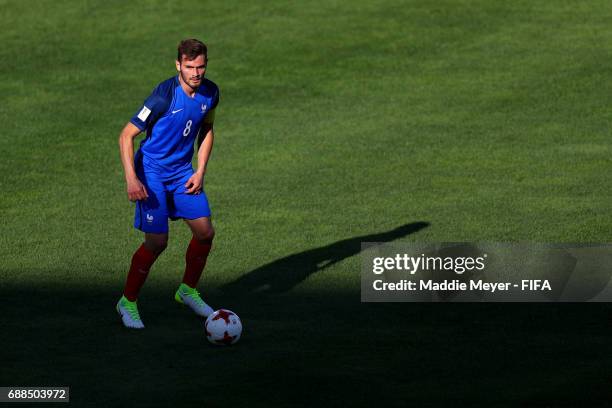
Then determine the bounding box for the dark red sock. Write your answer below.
[123,244,158,301]
[182,237,212,288]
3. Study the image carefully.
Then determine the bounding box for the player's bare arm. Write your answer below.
[185,122,214,195]
[118,122,149,201]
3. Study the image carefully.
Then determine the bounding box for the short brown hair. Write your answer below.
[177,39,207,62]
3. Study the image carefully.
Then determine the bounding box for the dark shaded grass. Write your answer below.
[1,282,610,407]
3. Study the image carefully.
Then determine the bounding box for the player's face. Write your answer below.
[176,54,207,89]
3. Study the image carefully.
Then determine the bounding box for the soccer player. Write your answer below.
[116,39,219,329]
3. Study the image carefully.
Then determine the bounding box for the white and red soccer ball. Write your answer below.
[205,309,242,345]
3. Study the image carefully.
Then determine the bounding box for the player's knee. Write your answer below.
[194,227,214,243]
[145,235,169,254]
[156,240,169,253]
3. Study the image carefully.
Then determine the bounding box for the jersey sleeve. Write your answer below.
[129,86,172,131]
[202,109,216,125]
[211,85,220,110]
[203,86,219,125]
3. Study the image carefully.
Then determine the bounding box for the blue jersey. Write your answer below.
[130,76,219,180]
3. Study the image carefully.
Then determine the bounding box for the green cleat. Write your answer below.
[116,295,145,329]
[175,283,214,317]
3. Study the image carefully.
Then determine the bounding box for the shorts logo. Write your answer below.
[137,106,151,121]
[146,214,154,223]
[201,104,207,113]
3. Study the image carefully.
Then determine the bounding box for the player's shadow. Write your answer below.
[222,221,430,295]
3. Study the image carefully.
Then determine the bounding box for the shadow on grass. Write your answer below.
[222,221,430,294]
[0,282,610,407]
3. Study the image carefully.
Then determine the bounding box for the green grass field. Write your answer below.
[1,0,611,406]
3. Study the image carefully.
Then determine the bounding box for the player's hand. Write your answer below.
[185,172,203,194]
[126,177,149,202]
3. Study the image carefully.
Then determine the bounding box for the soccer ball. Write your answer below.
[205,309,242,345]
